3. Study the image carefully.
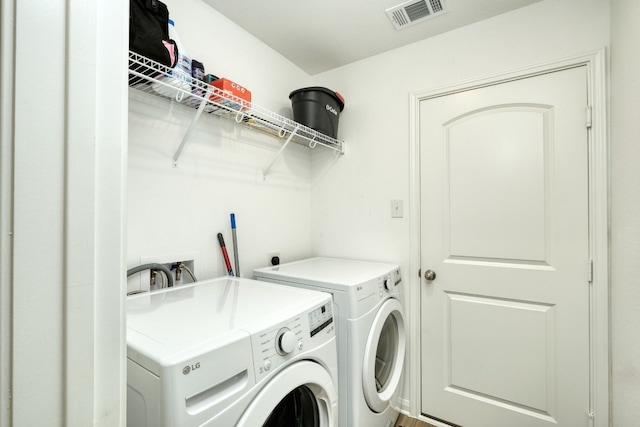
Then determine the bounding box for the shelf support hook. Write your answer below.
[308,131,318,149]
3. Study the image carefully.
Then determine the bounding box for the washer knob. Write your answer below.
[277,328,296,355]
[383,276,395,290]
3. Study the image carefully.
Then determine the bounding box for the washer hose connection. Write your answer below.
[127,263,175,288]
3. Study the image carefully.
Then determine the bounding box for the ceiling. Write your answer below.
[204,0,542,75]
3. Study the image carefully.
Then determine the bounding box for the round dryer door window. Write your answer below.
[362,297,406,413]
[237,361,338,427]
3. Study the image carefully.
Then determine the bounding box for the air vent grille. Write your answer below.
[391,10,409,27]
[405,1,431,22]
[386,0,448,30]
[429,0,444,13]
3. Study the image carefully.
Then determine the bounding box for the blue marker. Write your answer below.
[230,213,240,277]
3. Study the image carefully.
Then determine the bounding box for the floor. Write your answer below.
[394,413,439,427]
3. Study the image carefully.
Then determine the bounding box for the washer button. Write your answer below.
[297,340,303,351]
[263,359,272,371]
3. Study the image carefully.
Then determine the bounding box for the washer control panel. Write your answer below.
[309,301,333,337]
[251,301,334,381]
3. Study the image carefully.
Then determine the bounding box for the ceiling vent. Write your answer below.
[386,0,448,30]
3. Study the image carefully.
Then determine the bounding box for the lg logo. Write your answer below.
[183,362,201,375]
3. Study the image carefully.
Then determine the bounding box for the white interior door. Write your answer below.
[420,66,590,427]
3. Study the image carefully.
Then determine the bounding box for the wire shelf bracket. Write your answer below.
[263,125,300,179]
[172,85,213,167]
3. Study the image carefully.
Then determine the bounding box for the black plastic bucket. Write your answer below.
[289,87,345,139]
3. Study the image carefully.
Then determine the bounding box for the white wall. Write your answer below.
[610,0,640,424]
[127,0,317,291]
[311,0,610,272]
[311,0,611,419]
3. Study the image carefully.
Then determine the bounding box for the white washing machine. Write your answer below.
[126,276,338,427]
[254,257,406,427]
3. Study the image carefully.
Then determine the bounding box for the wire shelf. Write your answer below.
[128,51,345,172]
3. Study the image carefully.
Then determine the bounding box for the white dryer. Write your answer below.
[126,276,338,427]
[254,257,406,427]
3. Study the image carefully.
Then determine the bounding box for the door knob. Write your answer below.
[424,269,436,281]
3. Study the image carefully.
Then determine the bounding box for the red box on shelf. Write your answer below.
[209,78,251,110]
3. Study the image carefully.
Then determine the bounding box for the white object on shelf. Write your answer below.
[151,20,192,102]
[128,51,345,176]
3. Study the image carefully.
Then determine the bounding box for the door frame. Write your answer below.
[407,49,609,427]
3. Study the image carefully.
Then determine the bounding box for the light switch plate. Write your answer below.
[391,199,404,218]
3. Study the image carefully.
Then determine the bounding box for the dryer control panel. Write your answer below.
[349,266,402,318]
[251,301,334,382]
[380,266,402,293]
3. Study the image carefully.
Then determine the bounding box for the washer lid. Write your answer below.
[254,257,399,289]
[126,277,331,365]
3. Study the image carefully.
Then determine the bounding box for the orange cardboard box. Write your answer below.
[209,78,251,109]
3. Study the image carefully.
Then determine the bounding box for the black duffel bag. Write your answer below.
[129,0,178,83]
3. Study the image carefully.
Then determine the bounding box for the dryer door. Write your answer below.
[237,361,338,427]
[362,297,407,413]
